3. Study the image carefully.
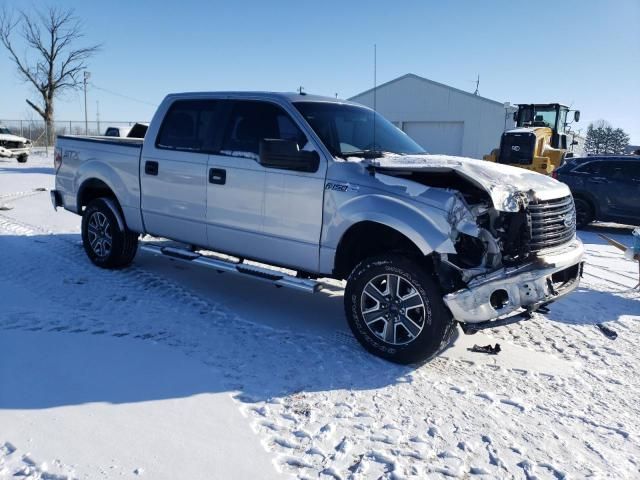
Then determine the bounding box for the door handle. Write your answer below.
[145,161,159,176]
[209,168,226,185]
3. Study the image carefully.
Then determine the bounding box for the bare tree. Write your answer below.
[0,6,100,143]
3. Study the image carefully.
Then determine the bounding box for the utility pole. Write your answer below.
[96,100,101,135]
[83,71,91,135]
[373,43,377,150]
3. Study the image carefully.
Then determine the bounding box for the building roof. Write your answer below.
[349,73,506,108]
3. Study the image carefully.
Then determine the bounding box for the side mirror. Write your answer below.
[574,111,580,122]
[513,111,518,122]
[259,139,320,173]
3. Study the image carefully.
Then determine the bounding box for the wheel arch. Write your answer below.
[77,178,117,212]
[333,220,441,279]
[325,195,456,279]
[572,192,598,218]
[76,179,128,233]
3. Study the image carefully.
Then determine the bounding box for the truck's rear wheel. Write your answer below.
[82,198,138,269]
[344,254,455,364]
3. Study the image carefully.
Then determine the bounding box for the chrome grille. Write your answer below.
[527,196,576,252]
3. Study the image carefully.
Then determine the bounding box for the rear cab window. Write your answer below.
[156,100,227,153]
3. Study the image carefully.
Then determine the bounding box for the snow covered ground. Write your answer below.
[1,151,639,479]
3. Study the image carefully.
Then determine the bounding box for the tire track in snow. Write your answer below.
[2,213,640,479]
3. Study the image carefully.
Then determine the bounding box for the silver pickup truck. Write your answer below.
[51,92,584,363]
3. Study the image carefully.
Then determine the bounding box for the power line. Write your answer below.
[90,83,157,107]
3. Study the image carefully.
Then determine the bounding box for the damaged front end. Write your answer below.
[374,162,584,330]
[437,188,532,290]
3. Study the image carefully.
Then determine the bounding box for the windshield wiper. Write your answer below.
[341,150,389,159]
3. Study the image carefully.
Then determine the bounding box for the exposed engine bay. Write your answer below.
[373,166,575,294]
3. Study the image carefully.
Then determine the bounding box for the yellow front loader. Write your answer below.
[484,103,580,175]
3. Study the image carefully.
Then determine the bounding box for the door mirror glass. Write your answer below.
[574,111,580,122]
[259,139,319,172]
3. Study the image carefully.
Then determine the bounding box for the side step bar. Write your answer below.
[139,244,321,294]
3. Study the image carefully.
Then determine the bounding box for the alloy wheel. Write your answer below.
[87,211,112,258]
[360,273,426,345]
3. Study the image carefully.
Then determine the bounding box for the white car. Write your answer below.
[0,126,32,163]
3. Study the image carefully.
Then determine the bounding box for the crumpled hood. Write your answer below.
[368,154,571,212]
[0,133,29,143]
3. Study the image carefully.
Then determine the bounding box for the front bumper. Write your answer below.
[0,145,31,158]
[444,239,584,323]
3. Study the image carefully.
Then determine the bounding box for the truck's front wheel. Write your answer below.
[82,198,138,269]
[344,254,455,364]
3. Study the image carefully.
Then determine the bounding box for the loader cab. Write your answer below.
[516,104,569,133]
[514,103,580,149]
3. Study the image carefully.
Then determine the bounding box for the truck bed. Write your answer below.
[57,135,144,148]
[55,135,145,232]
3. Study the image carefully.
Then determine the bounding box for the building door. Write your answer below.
[403,121,464,156]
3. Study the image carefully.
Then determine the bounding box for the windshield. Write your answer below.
[293,102,425,158]
[0,127,11,135]
[517,106,561,131]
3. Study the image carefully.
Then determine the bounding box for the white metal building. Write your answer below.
[349,73,515,159]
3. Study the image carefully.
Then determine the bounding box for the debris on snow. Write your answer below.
[597,323,618,340]
[468,343,502,355]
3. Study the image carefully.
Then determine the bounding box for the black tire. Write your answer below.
[344,254,455,364]
[17,155,28,163]
[81,198,139,269]
[574,197,594,229]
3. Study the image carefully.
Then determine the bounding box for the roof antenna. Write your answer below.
[473,74,480,95]
[373,43,377,153]
[298,86,306,95]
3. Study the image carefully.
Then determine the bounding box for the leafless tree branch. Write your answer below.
[0,5,100,141]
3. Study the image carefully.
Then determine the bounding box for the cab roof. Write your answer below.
[516,103,570,109]
[164,91,363,106]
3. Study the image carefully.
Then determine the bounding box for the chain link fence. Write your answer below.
[0,119,148,148]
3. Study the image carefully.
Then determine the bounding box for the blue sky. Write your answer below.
[1,0,639,142]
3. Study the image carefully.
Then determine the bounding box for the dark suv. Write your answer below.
[554,156,640,228]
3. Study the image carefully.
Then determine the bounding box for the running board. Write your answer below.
[139,244,321,294]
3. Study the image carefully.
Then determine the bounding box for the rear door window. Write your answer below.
[156,100,226,152]
[627,162,640,180]
[600,161,640,181]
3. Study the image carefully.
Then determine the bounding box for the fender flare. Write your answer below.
[75,160,127,212]
[325,194,456,258]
